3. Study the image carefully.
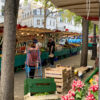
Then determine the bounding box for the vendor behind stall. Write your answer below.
[47,38,55,66]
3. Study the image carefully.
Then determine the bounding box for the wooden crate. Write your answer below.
[56,79,68,93]
[45,67,67,78]
[45,67,68,93]
[56,64,72,77]
[56,85,67,93]
[24,93,58,100]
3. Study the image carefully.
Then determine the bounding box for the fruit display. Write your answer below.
[55,44,63,51]
[40,47,46,52]
[34,92,49,96]
[70,43,81,47]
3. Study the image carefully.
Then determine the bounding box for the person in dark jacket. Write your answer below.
[47,38,55,66]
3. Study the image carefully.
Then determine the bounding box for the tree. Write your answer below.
[91,24,97,60]
[80,18,89,66]
[1,0,19,100]
[34,0,60,28]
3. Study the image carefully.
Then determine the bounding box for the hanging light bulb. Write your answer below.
[21,32,24,35]
[27,33,30,35]
[41,34,43,37]
[37,34,39,36]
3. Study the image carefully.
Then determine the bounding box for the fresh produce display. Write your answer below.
[61,74,98,100]
[40,47,46,52]
[34,92,49,96]
[70,43,81,47]
[55,44,63,51]
[64,44,72,48]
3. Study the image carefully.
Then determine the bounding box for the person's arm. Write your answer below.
[50,41,55,54]
[50,45,53,54]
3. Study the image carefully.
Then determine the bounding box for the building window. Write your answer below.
[42,20,44,25]
[41,9,43,15]
[30,11,31,15]
[25,14,26,18]
[1,6,4,16]
[37,19,40,25]
[64,26,66,29]
[33,10,37,15]
[27,12,29,16]
[37,9,40,15]
[60,18,63,22]
[50,20,51,25]
[53,21,55,26]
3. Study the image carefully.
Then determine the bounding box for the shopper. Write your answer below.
[47,38,55,66]
[26,42,40,78]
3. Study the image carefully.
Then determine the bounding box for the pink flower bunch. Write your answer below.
[62,94,75,100]
[62,90,75,100]
[72,80,84,91]
[89,84,99,92]
[68,90,75,97]
[86,93,96,100]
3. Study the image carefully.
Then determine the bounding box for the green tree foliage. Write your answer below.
[24,0,28,6]
[96,25,99,34]
[61,9,99,34]
[89,21,93,33]
[34,0,55,10]
[61,10,82,26]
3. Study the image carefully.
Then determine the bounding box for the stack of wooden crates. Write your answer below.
[45,64,72,94]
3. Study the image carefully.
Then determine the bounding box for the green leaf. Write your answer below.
[76,93,81,99]
[24,0,28,6]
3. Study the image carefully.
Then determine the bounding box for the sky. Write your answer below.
[20,0,24,3]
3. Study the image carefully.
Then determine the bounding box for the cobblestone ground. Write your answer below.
[0,52,95,100]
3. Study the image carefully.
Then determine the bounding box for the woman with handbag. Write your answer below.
[47,38,55,66]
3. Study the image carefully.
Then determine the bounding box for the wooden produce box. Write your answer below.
[45,67,68,93]
[45,67,67,78]
[24,93,59,100]
[56,64,72,78]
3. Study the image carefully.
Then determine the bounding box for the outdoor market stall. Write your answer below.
[0,24,82,72]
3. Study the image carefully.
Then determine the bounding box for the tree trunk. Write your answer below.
[44,1,48,28]
[91,24,97,60]
[98,1,100,99]
[44,4,47,28]
[1,0,19,100]
[56,15,58,30]
[80,18,89,66]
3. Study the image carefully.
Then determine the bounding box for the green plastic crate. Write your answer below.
[24,78,56,95]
